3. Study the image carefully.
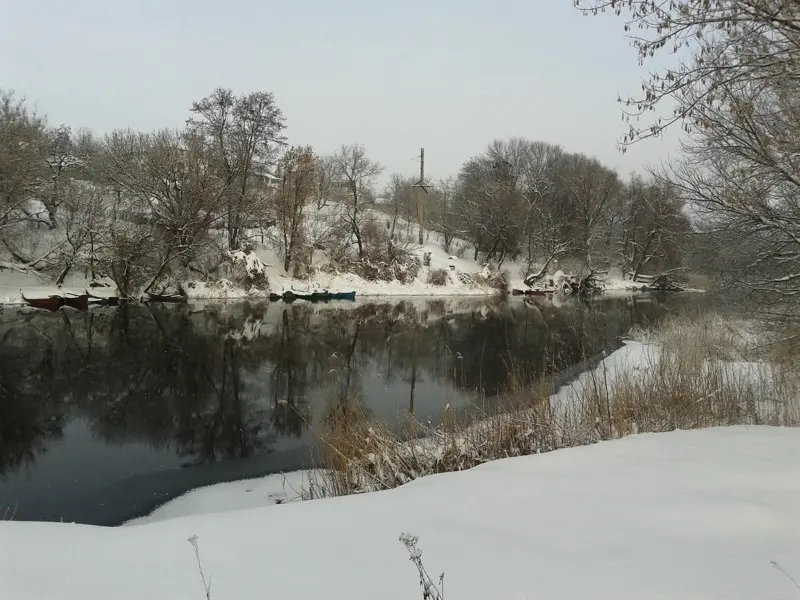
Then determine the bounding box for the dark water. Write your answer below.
[0,294,707,525]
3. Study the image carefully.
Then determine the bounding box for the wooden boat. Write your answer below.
[326,291,356,301]
[281,290,356,303]
[21,294,64,312]
[512,288,554,297]
[86,292,126,307]
[63,294,89,311]
[144,292,187,304]
[87,296,121,307]
[86,291,128,307]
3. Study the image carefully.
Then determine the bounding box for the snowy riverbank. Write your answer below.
[0,225,697,305]
[2,426,799,600]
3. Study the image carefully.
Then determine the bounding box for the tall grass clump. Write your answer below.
[311,310,800,498]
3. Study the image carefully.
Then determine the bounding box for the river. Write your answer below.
[0,293,710,525]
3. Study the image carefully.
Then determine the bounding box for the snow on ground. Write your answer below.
[549,339,655,413]
[0,269,117,305]
[125,471,319,525]
[550,329,788,417]
[2,426,799,600]
[1,208,700,303]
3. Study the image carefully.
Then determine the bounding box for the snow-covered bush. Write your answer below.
[488,269,510,295]
[220,249,269,290]
[427,268,448,286]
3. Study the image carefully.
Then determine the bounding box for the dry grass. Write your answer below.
[307,310,800,498]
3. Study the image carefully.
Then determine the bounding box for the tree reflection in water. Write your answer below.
[0,294,704,480]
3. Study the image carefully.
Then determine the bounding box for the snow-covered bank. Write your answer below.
[125,471,319,525]
[1,223,704,304]
[3,427,800,600]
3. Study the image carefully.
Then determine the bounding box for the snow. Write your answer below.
[0,270,117,305]
[2,426,799,600]
[0,206,704,303]
[549,339,655,413]
[125,471,319,525]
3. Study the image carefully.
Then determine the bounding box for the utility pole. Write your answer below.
[411,147,431,245]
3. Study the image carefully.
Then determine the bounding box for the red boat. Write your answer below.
[21,294,64,312]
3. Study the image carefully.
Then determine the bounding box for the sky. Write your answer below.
[0,0,681,186]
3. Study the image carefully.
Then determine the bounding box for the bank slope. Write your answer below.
[2,426,800,600]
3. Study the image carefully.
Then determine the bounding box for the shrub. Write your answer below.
[427,268,448,286]
[310,312,799,497]
[488,270,510,295]
[456,272,474,285]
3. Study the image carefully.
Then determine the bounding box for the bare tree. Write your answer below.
[54,179,107,283]
[274,145,318,273]
[572,0,800,148]
[315,154,342,210]
[0,91,47,243]
[515,142,572,279]
[100,128,227,294]
[577,0,800,311]
[383,173,414,241]
[563,154,620,267]
[428,175,461,252]
[618,175,690,281]
[42,124,82,229]
[459,156,512,262]
[332,143,383,259]
[187,87,286,250]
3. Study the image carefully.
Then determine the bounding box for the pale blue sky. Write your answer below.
[1,0,679,184]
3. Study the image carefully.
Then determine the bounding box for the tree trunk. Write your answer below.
[486,238,500,262]
[283,230,292,272]
[355,229,364,258]
[56,260,72,285]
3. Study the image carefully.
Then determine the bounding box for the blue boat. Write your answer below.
[274,290,356,303]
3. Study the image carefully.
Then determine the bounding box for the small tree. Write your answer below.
[275,145,319,273]
[42,124,82,229]
[55,180,107,283]
[428,175,461,252]
[0,91,48,253]
[383,173,414,241]
[187,87,286,250]
[332,143,383,259]
[315,154,342,210]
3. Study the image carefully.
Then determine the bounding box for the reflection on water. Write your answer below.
[0,294,706,524]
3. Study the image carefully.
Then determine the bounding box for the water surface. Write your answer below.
[0,294,707,524]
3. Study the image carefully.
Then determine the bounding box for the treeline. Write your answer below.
[1,86,694,296]
[574,0,800,315]
[385,139,692,281]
